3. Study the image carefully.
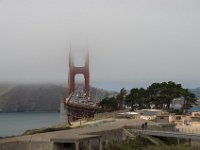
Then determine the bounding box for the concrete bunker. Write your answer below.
[51,135,102,150]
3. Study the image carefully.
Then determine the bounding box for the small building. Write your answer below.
[191,112,200,117]
[137,109,163,116]
[51,135,102,150]
[156,114,175,124]
[190,117,200,126]
[137,109,163,121]
[174,115,191,125]
[189,112,200,126]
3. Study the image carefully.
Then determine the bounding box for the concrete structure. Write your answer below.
[190,112,200,126]
[156,114,175,124]
[173,115,190,125]
[155,114,191,125]
[60,98,68,124]
[190,116,200,126]
[137,109,163,121]
[0,119,157,150]
[51,135,102,150]
[139,130,200,146]
[192,112,200,117]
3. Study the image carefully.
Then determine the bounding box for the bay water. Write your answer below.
[0,112,60,137]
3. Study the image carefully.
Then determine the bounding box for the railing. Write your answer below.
[139,129,200,140]
[176,126,200,134]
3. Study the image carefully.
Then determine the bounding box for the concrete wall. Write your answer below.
[60,99,68,124]
[52,143,75,150]
[156,116,168,124]
[0,142,19,150]
[156,116,173,124]
[54,129,126,150]
[191,122,200,126]
[27,142,53,150]
[89,128,126,145]
[0,127,127,150]
[0,141,53,150]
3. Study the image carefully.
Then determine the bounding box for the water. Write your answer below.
[189,106,200,112]
[0,112,60,137]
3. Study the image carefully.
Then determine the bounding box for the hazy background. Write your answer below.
[0,0,200,91]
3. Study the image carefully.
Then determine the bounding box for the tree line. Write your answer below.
[99,81,197,114]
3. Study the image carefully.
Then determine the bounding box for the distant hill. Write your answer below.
[0,84,116,112]
[190,87,200,99]
[90,87,117,102]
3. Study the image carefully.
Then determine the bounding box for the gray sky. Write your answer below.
[0,0,200,90]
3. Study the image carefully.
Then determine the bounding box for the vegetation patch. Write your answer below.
[99,81,197,114]
[148,145,200,150]
[102,137,200,150]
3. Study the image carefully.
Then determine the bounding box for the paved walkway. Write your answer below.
[0,118,156,144]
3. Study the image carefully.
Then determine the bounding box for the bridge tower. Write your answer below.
[68,51,90,96]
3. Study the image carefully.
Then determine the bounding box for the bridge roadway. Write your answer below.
[139,130,200,140]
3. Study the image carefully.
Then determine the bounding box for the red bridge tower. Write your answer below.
[68,51,90,96]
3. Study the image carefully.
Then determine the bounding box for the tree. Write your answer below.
[99,96,118,112]
[136,88,149,109]
[100,81,197,114]
[116,88,127,110]
[147,82,163,108]
[125,88,139,111]
[180,89,197,114]
[125,88,149,110]
[147,81,183,110]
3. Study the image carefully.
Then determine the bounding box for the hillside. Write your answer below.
[0,84,116,112]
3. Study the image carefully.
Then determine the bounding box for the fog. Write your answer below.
[0,0,200,90]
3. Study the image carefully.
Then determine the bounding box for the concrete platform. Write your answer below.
[0,118,156,150]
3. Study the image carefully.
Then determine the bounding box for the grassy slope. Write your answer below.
[104,137,200,150]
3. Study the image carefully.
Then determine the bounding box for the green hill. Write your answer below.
[0,84,116,112]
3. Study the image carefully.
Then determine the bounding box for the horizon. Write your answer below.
[0,80,199,92]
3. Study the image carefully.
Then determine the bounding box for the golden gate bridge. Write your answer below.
[63,51,97,124]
